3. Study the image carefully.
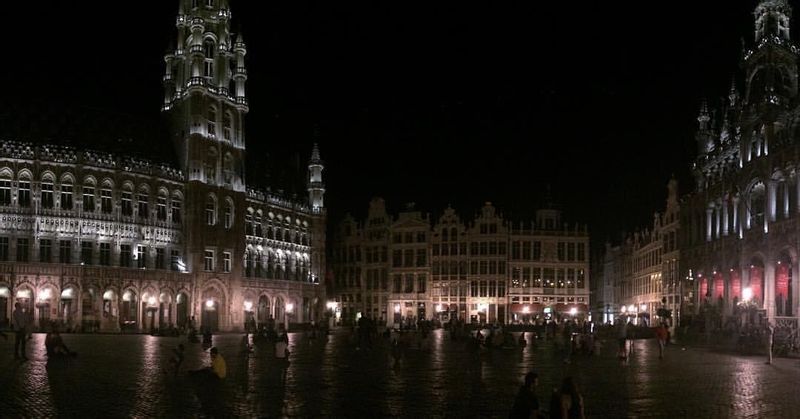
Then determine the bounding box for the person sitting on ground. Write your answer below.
[189,346,226,381]
[45,323,77,357]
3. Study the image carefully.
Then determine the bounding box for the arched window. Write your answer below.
[41,175,55,209]
[157,190,168,221]
[18,173,31,208]
[203,40,215,79]
[206,195,217,226]
[83,179,96,212]
[121,184,133,216]
[171,193,182,224]
[0,171,11,206]
[223,153,234,185]
[749,182,766,230]
[137,187,149,220]
[224,198,234,229]
[60,177,73,210]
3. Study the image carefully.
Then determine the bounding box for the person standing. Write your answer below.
[766,321,775,365]
[13,303,29,360]
[509,372,540,419]
[655,323,668,360]
[558,377,585,419]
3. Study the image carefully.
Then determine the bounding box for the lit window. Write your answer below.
[206,197,216,226]
[204,250,215,271]
[137,245,146,268]
[223,252,231,273]
[224,201,233,229]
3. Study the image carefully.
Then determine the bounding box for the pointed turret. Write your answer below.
[696,100,715,155]
[308,143,325,211]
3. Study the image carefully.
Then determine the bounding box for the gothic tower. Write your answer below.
[162,0,248,326]
[307,143,325,211]
[743,0,798,119]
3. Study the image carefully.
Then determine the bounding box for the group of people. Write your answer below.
[510,372,586,419]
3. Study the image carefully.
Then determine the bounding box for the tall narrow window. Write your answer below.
[60,183,73,210]
[223,252,231,273]
[41,182,54,209]
[207,106,217,136]
[136,245,146,268]
[156,248,165,269]
[171,196,182,224]
[204,250,215,271]
[101,189,113,213]
[121,190,133,216]
[99,243,111,266]
[203,42,215,79]
[0,179,11,206]
[40,239,52,263]
[18,180,30,207]
[137,192,149,220]
[224,201,233,229]
[120,244,131,267]
[83,185,95,212]
[59,240,71,264]
[157,195,167,221]
[223,112,232,140]
[206,196,216,226]
[81,241,92,265]
[16,238,28,262]
[0,237,8,261]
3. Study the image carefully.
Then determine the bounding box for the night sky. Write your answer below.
[0,1,782,246]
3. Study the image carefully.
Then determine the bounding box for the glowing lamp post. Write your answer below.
[742,287,753,303]
[570,307,577,318]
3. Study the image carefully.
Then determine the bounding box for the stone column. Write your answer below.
[765,261,776,320]
[722,200,729,236]
[732,196,740,236]
[768,181,778,224]
[706,208,713,242]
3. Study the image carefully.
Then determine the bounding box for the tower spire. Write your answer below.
[308,142,325,211]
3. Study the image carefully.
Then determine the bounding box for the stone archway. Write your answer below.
[176,291,190,330]
[121,289,138,332]
[201,287,225,332]
[257,294,271,327]
[776,252,793,317]
[60,287,78,330]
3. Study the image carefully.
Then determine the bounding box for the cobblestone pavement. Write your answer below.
[0,329,798,418]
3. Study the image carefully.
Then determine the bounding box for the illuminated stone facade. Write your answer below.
[594,179,682,327]
[0,0,326,332]
[681,0,800,332]
[331,199,590,326]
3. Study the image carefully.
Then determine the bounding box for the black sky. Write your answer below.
[0,1,780,245]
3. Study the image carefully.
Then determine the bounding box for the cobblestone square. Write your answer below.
[1,329,798,418]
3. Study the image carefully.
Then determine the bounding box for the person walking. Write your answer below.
[509,372,541,419]
[13,303,29,360]
[616,319,627,360]
[655,323,668,359]
[766,321,775,365]
[557,377,585,419]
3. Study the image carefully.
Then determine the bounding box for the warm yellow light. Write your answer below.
[206,299,214,308]
[39,289,51,301]
[394,304,401,313]
[286,303,294,313]
[621,305,627,313]
[640,304,647,311]
[522,306,530,314]
[437,304,444,312]
[743,287,753,302]
[243,301,253,311]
